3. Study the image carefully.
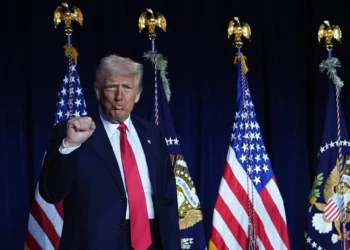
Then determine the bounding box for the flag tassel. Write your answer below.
[234,54,249,74]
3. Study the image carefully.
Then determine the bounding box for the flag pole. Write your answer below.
[228,16,258,250]
[54,2,83,119]
[138,8,167,125]
[318,20,347,250]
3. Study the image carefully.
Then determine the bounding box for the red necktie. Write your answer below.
[118,123,152,250]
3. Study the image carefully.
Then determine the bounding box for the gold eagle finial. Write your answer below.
[138,8,166,40]
[54,2,83,35]
[228,17,251,48]
[318,20,341,51]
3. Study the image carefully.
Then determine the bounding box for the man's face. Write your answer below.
[97,74,140,124]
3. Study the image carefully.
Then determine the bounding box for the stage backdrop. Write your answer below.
[2,0,350,249]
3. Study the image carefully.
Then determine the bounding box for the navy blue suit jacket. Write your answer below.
[39,111,180,250]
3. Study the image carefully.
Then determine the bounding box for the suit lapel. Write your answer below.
[89,112,126,197]
[132,117,157,194]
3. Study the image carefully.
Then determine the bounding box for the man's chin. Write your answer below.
[108,113,127,124]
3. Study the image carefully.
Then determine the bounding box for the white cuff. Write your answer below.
[59,139,81,154]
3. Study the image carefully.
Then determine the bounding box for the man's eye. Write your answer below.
[123,85,132,90]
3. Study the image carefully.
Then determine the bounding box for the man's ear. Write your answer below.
[135,92,141,103]
[95,87,100,100]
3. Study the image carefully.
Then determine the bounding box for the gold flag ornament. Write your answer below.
[318,20,342,51]
[54,2,83,36]
[138,8,166,40]
[228,17,250,74]
[228,17,251,49]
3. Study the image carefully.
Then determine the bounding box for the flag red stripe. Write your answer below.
[215,194,248,249]
[260,187,290,249]
[222,161,248,209]
[325,202,337,214]
[325,201,336,212]
[325,206,338,218]
[210,227,229,250]
[254,212,274,250]
[54,201,64,219]
[325,201,340,220]
[224,161,274,250]
[25,230,41,250]
[30,200,60,249]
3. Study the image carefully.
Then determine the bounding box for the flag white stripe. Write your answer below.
[28,214,54,250]
[257,238,265,250]
[35,186,63,236]
[265,179,287,222]
[214,182,267,250]
[226,146,288,249]
[212,209,242,249]
[325,204,337,217]
[218,178,249,237]
[325,201,337,216]
[325,202,340,221]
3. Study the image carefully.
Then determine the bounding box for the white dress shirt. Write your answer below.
[59,114,155,219]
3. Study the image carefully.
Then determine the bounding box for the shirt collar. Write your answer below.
[98,106,131,139]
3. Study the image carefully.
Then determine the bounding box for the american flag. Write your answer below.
[25,47,87,250]
[209,53,290,250]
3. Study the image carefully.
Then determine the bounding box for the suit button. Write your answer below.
[120,196,127,202]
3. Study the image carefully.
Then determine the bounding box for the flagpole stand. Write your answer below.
[318,20,348,250]
[53,2,83,119]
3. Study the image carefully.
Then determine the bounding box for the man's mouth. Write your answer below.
[114,105,123,110]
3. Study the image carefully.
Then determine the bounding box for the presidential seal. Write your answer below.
[309,156,350,243]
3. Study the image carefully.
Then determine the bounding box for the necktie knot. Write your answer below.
[118,123,127,134]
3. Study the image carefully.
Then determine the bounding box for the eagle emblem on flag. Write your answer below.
[310,157,350,243]
[172,156,203,230]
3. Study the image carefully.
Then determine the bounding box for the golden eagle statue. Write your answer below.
[228,17,251,48]
[54,2,83,35]
[318,20,341,51]
[138,8,166,40]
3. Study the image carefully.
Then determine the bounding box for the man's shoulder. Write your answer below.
[131,115,157,131]
[130,115,163,140]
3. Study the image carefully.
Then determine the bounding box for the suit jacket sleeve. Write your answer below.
[39,121,78,204]
[158,128,181,249]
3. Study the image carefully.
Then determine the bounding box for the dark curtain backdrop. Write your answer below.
[2,0,350,249]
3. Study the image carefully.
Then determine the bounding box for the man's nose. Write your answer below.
[115,88,123,100]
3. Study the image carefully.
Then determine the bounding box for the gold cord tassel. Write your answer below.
[64,45,79,65]
[234,54,248,74]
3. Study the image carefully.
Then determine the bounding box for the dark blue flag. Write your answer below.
[146,53,207,250]
[306,76,350,249]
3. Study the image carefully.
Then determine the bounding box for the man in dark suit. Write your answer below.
[39,54,181,250]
